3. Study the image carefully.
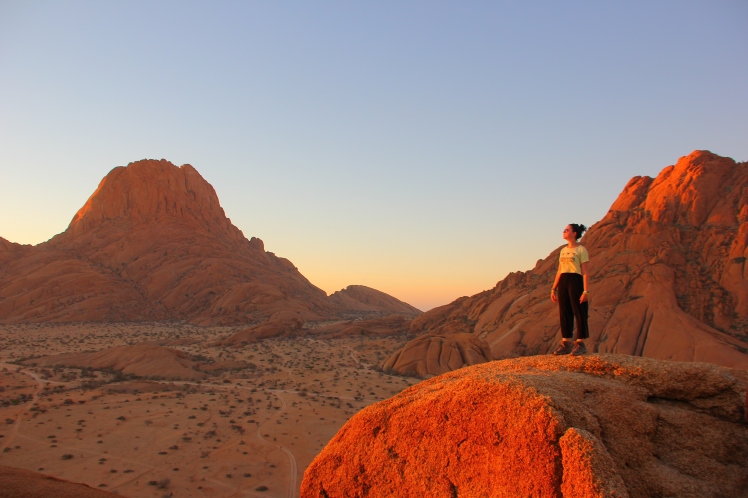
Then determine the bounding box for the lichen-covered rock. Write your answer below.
[409,151,748,370]
[560,428,629,498]
[301,354,748,498]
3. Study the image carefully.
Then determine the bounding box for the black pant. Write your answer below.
[557,273,589,340]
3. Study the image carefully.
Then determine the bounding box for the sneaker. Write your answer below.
[570,342,588,356]
[553,342,573,355]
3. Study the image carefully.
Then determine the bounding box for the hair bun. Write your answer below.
[569,223,587,240]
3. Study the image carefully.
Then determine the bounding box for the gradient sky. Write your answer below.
[1,1,747,311]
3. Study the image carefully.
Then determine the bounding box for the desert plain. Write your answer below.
[0,322,418,497]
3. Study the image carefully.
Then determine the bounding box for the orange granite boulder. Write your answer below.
[380,333,493,377]
[301,354,748,498]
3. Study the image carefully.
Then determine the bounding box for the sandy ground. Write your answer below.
[0,323,418,497]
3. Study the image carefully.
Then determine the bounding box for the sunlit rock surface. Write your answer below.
[301,354,748,498]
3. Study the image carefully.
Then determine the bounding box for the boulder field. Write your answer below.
[384,151,748,376]
[0,159,420,326]
[301,354,748,498]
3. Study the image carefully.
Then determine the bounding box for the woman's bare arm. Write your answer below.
[580,261,589,303]
[551,271,561,302]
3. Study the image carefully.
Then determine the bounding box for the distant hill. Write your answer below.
[0,159,419,325]
[328,285,421,317]
[386,151,748,372]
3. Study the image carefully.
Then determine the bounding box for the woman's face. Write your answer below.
[563,225,577,242]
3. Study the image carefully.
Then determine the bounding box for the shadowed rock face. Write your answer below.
[408,151,748,370]
[0,465,119,498]
[381,333,492,377]
[301,354,748,498]
[0,237,31,266]
[0,159,418,326]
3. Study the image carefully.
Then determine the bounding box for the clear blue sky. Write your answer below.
[1,1,746,311]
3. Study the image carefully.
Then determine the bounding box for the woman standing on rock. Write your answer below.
[550,224,590,355]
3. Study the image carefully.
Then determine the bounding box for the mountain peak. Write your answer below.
[606,150,741,227]
[0,158,422,325]
[67,159,238,238]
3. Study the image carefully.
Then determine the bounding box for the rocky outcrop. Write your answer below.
[301,354,748,498]
[380,333,492,377]
[328,285,422,317]
[408,151,748,371]
[0,159,418,326]
[24,344,206,380]
[65,160,243,241]
[0,465,119,498]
